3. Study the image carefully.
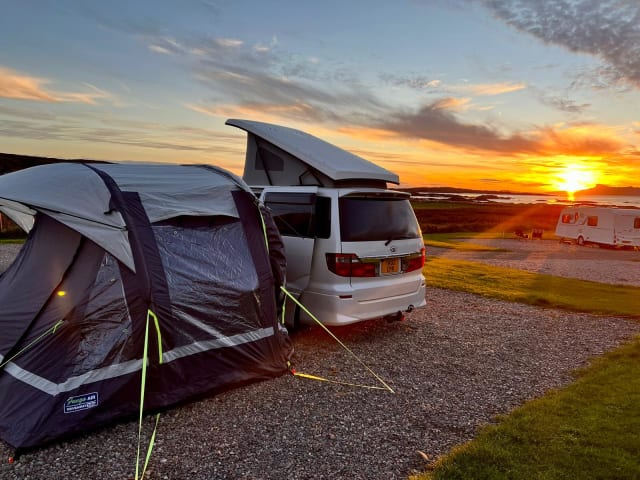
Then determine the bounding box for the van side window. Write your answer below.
[634,218,640,229]
[587,216,598,227]
[264,193,331,239]
[315,197,331,239]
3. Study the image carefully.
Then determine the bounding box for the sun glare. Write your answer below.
[554,164,598,200]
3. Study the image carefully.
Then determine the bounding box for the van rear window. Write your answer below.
[339,197,420,242]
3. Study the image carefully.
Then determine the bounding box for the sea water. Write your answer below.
[412,192,640,208]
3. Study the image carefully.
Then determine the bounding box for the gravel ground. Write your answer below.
[428,238,640,286]
[1,242,640,479]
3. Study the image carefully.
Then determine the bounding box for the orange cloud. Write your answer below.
[0,66,112,104]
[187,101,318,123]
[461,81,527,96]
[432,97,471,111]
[534,124,626,156]
[0,67,57,101]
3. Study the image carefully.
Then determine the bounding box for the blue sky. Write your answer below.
[1,0,639,191]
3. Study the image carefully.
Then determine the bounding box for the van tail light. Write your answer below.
[326,253,376,277]
[404,247,425,273]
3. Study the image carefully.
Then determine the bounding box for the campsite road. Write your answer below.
[2,243,640,479]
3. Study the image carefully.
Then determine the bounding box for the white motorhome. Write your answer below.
[227,119,426,327]
[555,206,640,248]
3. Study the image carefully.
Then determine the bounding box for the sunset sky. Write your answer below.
[1,0,639,192]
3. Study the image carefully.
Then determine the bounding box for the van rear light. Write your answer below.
[403,247,425,273]
[326,253,376,277]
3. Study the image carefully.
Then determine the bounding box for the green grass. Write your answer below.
[411,336,640,480]
[425,257,640,317]
[424,232,511,251]
[0,238,24,244]
[412,259,640,479]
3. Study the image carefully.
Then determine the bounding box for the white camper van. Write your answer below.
[227,119,426,327]
[555,206,640,248]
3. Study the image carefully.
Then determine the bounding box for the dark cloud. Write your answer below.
[533,89,591,114]
[374,99,540,154]
[371,97,628,156]
[0,113,243,155]
[182,35,389,124]
[481,0,640,89]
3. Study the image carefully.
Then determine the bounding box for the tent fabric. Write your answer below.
[0,162,291,450]
[0,162,250,270]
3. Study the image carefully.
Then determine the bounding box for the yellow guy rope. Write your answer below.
[0,319,64,369]
[281,286,394,394]
[135,309,163,480]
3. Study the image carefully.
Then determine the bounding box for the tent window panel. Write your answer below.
[154,218,262,340]
[74,252,134,373]
[587,216,598,227]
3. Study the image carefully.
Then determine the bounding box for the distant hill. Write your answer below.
[396,186,547,196]
[575,184,640,196]
[399,184,640,197]
[0,153,71,175]
[0,153,107,175]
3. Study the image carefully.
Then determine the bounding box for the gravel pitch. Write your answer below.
[1,242,639,479]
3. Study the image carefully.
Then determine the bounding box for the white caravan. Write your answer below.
[227,119,426,327]
[555,206,640,248]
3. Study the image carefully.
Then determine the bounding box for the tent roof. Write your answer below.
[0,162,252,270]
[226,119,399,184]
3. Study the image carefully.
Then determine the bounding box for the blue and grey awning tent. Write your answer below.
[0,162,291,450]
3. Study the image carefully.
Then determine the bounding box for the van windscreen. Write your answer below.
[339,196,420,242]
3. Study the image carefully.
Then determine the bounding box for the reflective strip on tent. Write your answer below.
[3,327,275,396]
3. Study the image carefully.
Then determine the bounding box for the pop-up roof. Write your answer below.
[226,119,399,188]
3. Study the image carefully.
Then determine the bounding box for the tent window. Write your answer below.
[256,147,284,172]
[587,216,598,227]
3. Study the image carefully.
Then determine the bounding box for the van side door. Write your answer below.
[261,188,319,325]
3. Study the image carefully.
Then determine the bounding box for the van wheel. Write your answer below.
[577,236,585,246]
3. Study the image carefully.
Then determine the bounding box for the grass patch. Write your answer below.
[412,336,640,480]
[424,232,510,251]
[0,238,24,244]
[412,201,565,234]
[425,257,640,317]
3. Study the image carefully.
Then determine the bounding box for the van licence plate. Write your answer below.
[380,258,400,275]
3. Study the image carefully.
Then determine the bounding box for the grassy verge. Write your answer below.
[413,260,640,479]
[411,336,640,480]
[424,232,509,251]
[425,257,640,317]
[412,201,565,234]
[0,238,24,244]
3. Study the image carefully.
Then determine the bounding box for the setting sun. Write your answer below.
[553,163,599,199]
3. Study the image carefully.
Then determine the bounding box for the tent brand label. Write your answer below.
[64,393,98,413]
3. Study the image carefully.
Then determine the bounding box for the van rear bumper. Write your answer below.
[298,281,426,326]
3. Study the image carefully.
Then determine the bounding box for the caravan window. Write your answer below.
[587,216,598,227]
[264,192,331,239]
[634,218,640,229]
[561,213,574,224]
